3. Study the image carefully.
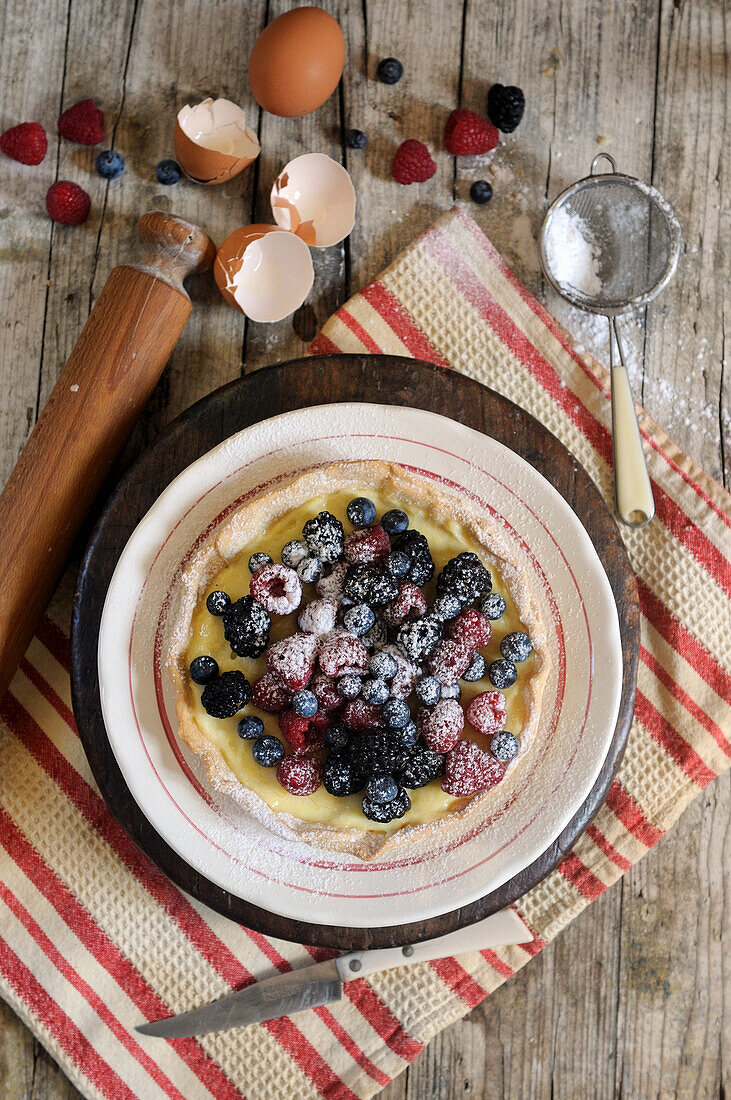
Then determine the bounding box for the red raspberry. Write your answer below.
[318,631,369,679]
[251,562,302,615]
[344,525,391,564]
[442,739,506,796]
[278,710,311,751]
[444,109,498,156]
[428,639,473,685]
[276,754,323,796]
[266,633,318,690]
[466,690,507,736]
[45,181,91,225]
[251,672,291,713]
[417,699,465,752]
[57,98,105,145]
[308,709,332,733]
[311,673,342,711]
[382,581,428,627]
[391,139,437,185]
[448,608,492,650]
[0,122,47,165]
[342,698,382,731]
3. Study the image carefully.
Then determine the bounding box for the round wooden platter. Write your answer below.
[71,354,639,950]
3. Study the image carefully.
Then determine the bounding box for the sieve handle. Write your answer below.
[609,318,655,528]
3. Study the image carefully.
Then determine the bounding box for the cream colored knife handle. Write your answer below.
[336,909,531,981]
[610,317,655,528]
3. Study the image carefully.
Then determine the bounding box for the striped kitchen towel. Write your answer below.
[0,207,729,1100]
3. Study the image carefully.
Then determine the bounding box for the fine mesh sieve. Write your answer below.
[540,153,681,528]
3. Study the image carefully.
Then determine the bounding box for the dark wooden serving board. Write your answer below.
[70,354,639,951]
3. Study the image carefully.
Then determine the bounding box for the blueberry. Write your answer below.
[392,530,434,586]
[361,677,389,705]
[347,128,367,149]
[252,734,285,766]
[366,773,399,804]
[470,179,493,204]
[95,150,124,179]
[292,689,318,717]
[382,697,411,728]
[385,550,410,578]
[415,675,441,705]
[488,658,517,689]
[325,723,351,750]
[480,592,506,620]
[440,682,462,700]
[237,715,264,740]
[500,631,533,662]
[189,655,219,684]
[206,590,230,616]
[381,509,409,535]
[297,556,322,584]
[490,730,520,761]
[337,674,362,699]
[346,497,377,527]
[363,788,410,822]
[393,720,418,748]
[248,552,272,574]
[323,753,363,796]
[431,592,462,622]
[343,603,375,636]
[156,159,182,185]
[376,57,404,84]
[201,670,251,718]
[281,539,308,567]
[462,653,486,682]
[369,651,398,680]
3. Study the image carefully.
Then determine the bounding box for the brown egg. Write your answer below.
[214,224,314,322]
[174,98,260,185]
[248,7,345,118]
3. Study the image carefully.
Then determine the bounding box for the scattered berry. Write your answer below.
[266,632,318,690]
[155,159,182,185]
[500,631,533,662]
[480,592,506,620]
[252,734,285,767]
[323,753,362,796]
[392,529,434,586]
[385,550,410,579]
[201,670,251,719]
[396,615,442,662]
[381,697,411,728]
[250,562,302,615]
[415,675,442,706]
[363,788,410,823]
[95,149,124,179]
[252,672,291,713]
[442,739,505,796]
[311,673,342,711]
[189,655,219,685]
[462,652,487,682]
[57,99,104,145]
[342,697,382,731]
[366,773,399,804]
[346,497,376,526]
[316,561,349,603]
[248,551,273,574]
[391,139,436,185]
[281,539,308,567]
[465,690,507,736]
[369,651,398,681]
[436,552,491,604]
[383,580,428,626]
[347,128,367,149]
[344,524,391,564]
[292,689,318,717]
[398,747,445,789]
[206,590,230,616]
[444,109,498,156]
[490,730,520,761]
[298,597,337,636]
[418,698,464,752]
[470,179,493,204]
[222,595,270,658]
[337,673,362,699]
[303,511,344,563]
[45,181,91,225]
[343,563,399,606]
[428,638,473,685]
[448,608,492,650]
[238,715,264,740]
[325,723,351,751]
[361,677,389,705]
[381,509,409,535]
[487,84,525,133]
[488,658,517,689]
[377,57,404,84]
[0,122,47,165]
[276,753,322,795]
[319,631,369,678]
[431,592,462,622]
[343,603,375,637]
[297,556,322,584]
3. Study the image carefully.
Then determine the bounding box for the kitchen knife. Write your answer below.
[136,908,530,1038]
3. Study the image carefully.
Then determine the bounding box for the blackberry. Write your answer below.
[252,734,285,766]
[381,508,409,535]
[431,592,462,622]
[201,670,251,718]
[297,556,322,584]
[222,595,270,658]
[346,497,376,527]
[303,511,344,563]
[480,592,506,620]
[206,590,230,616]
[385,550,410,579]
[347,128,367,149]
[349,731,407,776]
[487,84,525,133]
[490,730,520,762]
[376,57,404,84]
[381,697,411,728]
[470,179,493,204]
[366,773,399,804]
[362,788,410,823]
[237,715,264,740]
[248,552,272,574]
[392,720,418,749]
[462,653,487,682]
[397,748,445,789]
[189,655,219,685]
[292,689,318,717]
[488,658,517,689]
[500,631,533,662]
[369,651,398,680]
[343,563,398,606]
[361,677,389,705]
[436,552,491,604]
[281,539,307,567]
[337,673,362,699]
[325,723,351,751]
[392,529,434,586]
[343,603,375,636]
[323,752,363,796]
[415,675,441,706]
[396,615,442,662]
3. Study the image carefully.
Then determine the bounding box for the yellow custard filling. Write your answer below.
[185,488,538,836]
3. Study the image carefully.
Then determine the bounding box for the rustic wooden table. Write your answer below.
[1,0,728,1097]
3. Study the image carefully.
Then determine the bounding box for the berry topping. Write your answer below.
[381,697,411,728]
[303,511,344,563]
[470,179,493,204]
[462,652,487,682]
[392,529,434,586]
[238,715,264,740]
[448,608,492,650]
[346,497,376,527]
[377,57,404,84]
[396,615,442,662]
[316,561,349,603]
[155,159,182,185]
[465,690,508,736]
[361,677,389,705]
[250,562,302,615]
[297,556,323,584]
[431,592,462,622]
[487,84,526,133]
[248,552,273,574]
[344,525,391,564]
[206,590,230,616]
[343,563,399,606]
[0,122,47,165]
[442,740,505,796]
[480,592,506,620]
[385,550,411,579]
[342,603,375,637]
[393,720,419,748]
[418,698,464,752]
[57,99,104,145]
[323,753,362,796]
[362,788,410,823]
[266,632,318,690]
[298,597,338,636]
[366,773,399,804]
[347,129,367,149]
[189,655,219,685]
[398,747,445,789]
[488,659,517,689]
[342,698,382,731]
[292,689,318,717]
[311,672,343,711]
[337,673,362,699]
[391,139,436,185]
[415,675,442,706]
[349,730,410,777]
[369,651,398,681]
[362,614,388,650]
[252,672,291,713]
[96,149,124,179]
[500,631,533,662]
[201,670,251,719]
[428,638,473,685]
[281,539,308,567]
[444,109,499,156]
[318,631,369,678]
[223,595,270,658]
[383,580,428,626]
[45,181,91,225]
[325,723,351,750]
[381,509,409,535]
[252,734,285,767]
[277,710,314,752]
[436,552,491,604]
[490,730,520,761]
[379,644,421,698]
[276,754,322,795]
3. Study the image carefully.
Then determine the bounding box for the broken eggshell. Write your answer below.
[214,224,314,323]
[271,153,356,247]
[174,97,260,185]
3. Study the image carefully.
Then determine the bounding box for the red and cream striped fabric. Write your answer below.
[1,208,729,1099]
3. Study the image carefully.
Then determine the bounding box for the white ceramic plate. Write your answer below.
[98,403,622,928]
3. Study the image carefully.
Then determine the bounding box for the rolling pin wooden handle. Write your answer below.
[0,212,216,700]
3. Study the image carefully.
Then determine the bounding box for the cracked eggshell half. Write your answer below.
[174,97,260,185]
[270,153,356,247]
[214,224,314,323]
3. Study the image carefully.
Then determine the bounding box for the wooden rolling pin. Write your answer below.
[0,211,216,699]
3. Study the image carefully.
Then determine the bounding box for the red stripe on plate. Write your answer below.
[604,781,665,848]
[558,852,607,901]
[585,824,633,872]
[359,282,452,367]
[634,691,718,788]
